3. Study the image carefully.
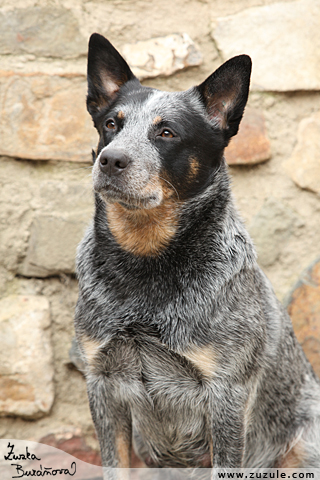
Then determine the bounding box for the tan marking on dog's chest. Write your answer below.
[276,439,305,468]
[182,345,217,378]
[106,200,179,256]
[80,336,103,366]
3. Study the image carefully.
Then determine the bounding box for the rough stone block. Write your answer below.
[286,258,320,378]
[285,111,320,195]
[249,197,298,268]
[0,73,96,162]
[121,33,202,80]
[212,0,320,91]
[19,212,92,278]
[225,108,271,165]
[0,295,54,418]
[0,6,86,58]
[0,160,94,276]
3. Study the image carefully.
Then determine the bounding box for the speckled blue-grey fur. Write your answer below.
[74,34,320,477]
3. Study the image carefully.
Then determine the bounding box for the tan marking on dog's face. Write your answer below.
[188,157,200,181]
[277,440,305,468]
[153,115,162,125]
[117,110,125,119]
[106,174,179,256]
[183,345,217,378]
[116,432,131,469]
[80,336,102,366]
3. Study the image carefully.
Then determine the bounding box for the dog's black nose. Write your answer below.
[99,149,130,176]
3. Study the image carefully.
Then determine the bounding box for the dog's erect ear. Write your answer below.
[196,55,252,142]
[87,33,136,116]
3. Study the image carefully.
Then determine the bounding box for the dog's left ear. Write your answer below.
[196,55,252,142]
[87,33,136,116]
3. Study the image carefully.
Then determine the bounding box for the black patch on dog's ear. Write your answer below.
[196,55,252,143]
[87,33,136,116]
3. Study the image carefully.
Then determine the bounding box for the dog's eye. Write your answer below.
[106,120,116,130]
[160,129,174,138]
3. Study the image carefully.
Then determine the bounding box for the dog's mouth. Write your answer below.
[97,185,162,210]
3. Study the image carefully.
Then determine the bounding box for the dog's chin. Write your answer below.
[97,187,162,210]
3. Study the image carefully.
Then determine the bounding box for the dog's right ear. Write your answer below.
[87,33,136,116]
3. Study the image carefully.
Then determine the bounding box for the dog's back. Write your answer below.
[75,34,320,471]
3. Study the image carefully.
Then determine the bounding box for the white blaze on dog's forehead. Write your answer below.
[142,89,206,122]
[116,90,163,126]
[117,88,205,127]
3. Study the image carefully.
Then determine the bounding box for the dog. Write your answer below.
[74,33,320,476]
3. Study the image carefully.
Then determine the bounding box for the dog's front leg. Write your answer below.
[209,382,246,470]
[86,372,132,480]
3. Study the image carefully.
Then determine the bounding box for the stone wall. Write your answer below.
[0,0,319,458]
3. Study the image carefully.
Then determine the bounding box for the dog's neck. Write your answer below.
[105,199,180,257]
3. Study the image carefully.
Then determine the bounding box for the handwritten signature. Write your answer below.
[3,442,77,478]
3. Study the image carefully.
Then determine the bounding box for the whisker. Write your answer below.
[159,176,180,201]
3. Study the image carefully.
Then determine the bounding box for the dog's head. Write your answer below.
[87,33,251,209]
[86,33,251,255]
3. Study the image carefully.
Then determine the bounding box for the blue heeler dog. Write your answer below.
[74,33,320,475]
